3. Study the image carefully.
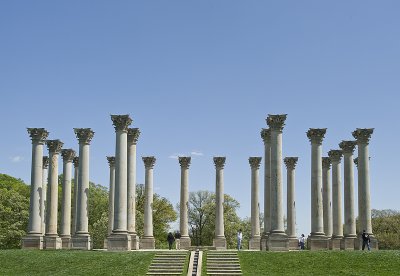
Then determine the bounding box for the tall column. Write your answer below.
[22,128,49,249]
[307,128,329,250]
[44,139,63,250]
[60,149,75,249]
[72,157,79,236]
[108,115,132,251]
[284,157,298,250]
[322,157,332,239]
[107,157,116,235]
[339,141,357,250]
[179,156,192,249]
[249,157,262,250]
[127,128,140,250]
[352,128,377,249]
[260,128,271,250]
[41,156,49,236]
[328,149,343,250]
[213,157,227,249]
[72,128,94,250]
[266,114,288,251]
[140,156,156,249]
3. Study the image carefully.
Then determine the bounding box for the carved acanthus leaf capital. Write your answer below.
[328,149,343,162]
[339,140,357,154]
[213,157,226,169]
[284,157,298,170]
[43,156,49,169]
[353,157,359,168]
[143,156,156,169]
[111,114,132,132]
[106,156,115,167]
[46,140,64,154]
[61,149,76,162]
[27,128,49,144]
[307,128,327,145]
[127,128,141,144]
[249,157,262,169]
[352,128,374,145]
[74,128,94,145]
[260,128,271,144]
[266,114,287,132]
[179,156,191,169]
[322,157,331,169]
[73,157,79,167]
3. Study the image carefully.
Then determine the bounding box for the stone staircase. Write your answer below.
[147,251,188,276]
[206,251,242,276]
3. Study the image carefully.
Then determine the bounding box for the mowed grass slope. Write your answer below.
[238,250,400,275]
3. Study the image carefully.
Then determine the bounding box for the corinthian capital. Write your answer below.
[213,157,226,169]
[307,128,327,145]
[328,150,343,162]
[260,128,271,144]
[106,156,115,167]
[61,149,76,162]
[27,128,49,144]
[322,157,331,169]
[73,157,79,168]
[127,128,141,144]
[353,157,359,168]
[339,140,357,154]
[143,156,156,169]
[179,157,191,169]
[249,157,262,169]
[43,156,49,169]
[46,140,64,154]
[266,114,287,132]
[284,157,298,170]
[74,128,95,145]
[111,114,132,132]
[352,128,374,145]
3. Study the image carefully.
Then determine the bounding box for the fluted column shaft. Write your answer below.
[143,157,156,237]
[322,157,332,238]
[60,149,75,237]
[127,128,140,235]
[41,156,49,235]
[107,157,116,235]
[214,157,225,238]
[284,157,298,238]
[179,157,191,237]
[329,150,343,238]
[72,157,79,235]
[249,157,261,238]
[261,129,271,235]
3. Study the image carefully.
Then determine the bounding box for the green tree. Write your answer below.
[371,209,400,249]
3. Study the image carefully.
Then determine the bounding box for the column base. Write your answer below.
[179,236,191,249]
[129,234,139,250]
[139,236,155,249]
[103,238,108,249]
[249,236,261,250]
[288,237,299,250]
[44,236,62,250]
[60,236,72,249]
[213,237,227,250]
[308,233,329,251]
[341,235,356,250]
[21,235,44,250]
[107,233,132,251]
[260,233,269,251]
[330,236,343,250]
[71,235,92,250]
[266,232,289,251]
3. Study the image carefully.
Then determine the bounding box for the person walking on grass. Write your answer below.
[167,232,175,250]
[362,230,371,251]
[237,229,243,250]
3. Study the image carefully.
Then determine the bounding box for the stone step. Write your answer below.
[147,273,182,276]
[207,273,242,276]
[149,265,183,268]
[208,267,241,270]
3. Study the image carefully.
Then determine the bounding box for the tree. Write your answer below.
[371,209,400,249]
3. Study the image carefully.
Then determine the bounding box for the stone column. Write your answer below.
[108,115,132,251]
[249,157,262,250]
[307,128,329,250]
[140,156,156,249]
[44,139,63,249]
[72,157,79,236]
[213,157,227,249]
[352,128,377,249]
[328,150,343,250]
[339,141,357,250]
[260,128,271,250]
[322,157,332,239]
[72,128,94,250]
[266,114,288,251]
[127,128,140,250]
[22,128,49,249]
[284,157,298,250]
[104,156,115,249]
[60,149,75,249]
[41,156,49,236]
[179,156,192,249]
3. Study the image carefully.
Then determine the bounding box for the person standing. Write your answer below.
[362,230,371,251]
[299,234,306,250]
[237,229,243,250]
[167,232,175,250]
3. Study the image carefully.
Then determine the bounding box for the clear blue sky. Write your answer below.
[1,1,399,238]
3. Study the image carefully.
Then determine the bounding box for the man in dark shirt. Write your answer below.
[362,230,371,251]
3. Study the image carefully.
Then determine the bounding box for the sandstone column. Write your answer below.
[284,157,298,250]
[60,149,76,249]
[72,157,79,236]
[41,156,49,236]
[72,128,94,250]
[266,114,289,251]
[179,156,192,249]
[307,128,329,250]
[44,139,63,249]
[213,157,227,249]
[260,128,271,250]
[140,156,156,249]
[127,128,140,249]
[22,128,49,249]
[249,157,262,250]
[107,156,116,235]
[328,150,343,250]
[352,128,377,249]
[322,157,332,239]
[108,115,132,250]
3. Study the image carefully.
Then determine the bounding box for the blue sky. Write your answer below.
[1,1,399,238]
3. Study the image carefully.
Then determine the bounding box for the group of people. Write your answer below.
[167,231,181,250]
